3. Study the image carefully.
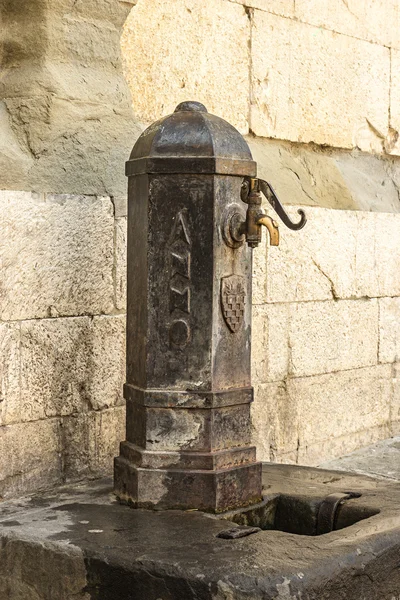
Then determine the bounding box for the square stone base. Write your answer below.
[114,454,263,513]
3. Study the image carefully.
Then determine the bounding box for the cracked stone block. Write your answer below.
[262,206,387,304]
[0,419,62,499]
[20,316,125,422]
[228,0,295,17]
[0,323,20,427]
[62,406,125,480]
[121,0,250,134]
[295,0,400,49]
[0,192,114,321]
[252,304,289,383]
[379,298,400,364]
[115,217,127,311]
[251,12,390,149]
[288,299,379,378]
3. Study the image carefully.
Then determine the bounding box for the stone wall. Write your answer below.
[1,0,400,497]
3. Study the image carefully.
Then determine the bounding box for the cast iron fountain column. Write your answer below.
[114,101,305,512]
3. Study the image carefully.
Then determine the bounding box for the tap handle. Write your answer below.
[258,179,307,231]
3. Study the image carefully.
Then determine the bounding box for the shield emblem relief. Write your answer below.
[221,275,246,333]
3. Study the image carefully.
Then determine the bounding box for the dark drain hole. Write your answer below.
[222,493,380,537]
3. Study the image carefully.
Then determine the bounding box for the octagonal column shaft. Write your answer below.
[114,102,262,513]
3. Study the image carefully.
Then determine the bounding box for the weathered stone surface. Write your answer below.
[295,0,400,49]
[253,366,392,464]
[0,323,20,427]
[247,138,400,213]
[0,192,114,320]
[121,0,250,133]
[302,424,391,467]
[379,298,400,364]
[388,49,400,155]
[0,419,62,499]
[0,0,139,196]
[261,207,383,304]
[253,382,298,462]
[289,299,379,377]
[375,212,400,297]
[251,304,289,383]
[391,363,400,433]
[62,406,125,480]
[229,0,294,17]
[115,217,127,311]
[20,316,125,422]
[251,12,390,149]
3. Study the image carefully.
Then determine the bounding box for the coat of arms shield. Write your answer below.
[221,275,246,333]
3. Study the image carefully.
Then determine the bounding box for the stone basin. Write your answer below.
[1,463,400,599]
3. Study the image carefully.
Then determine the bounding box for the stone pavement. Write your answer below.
[320,436,400,482]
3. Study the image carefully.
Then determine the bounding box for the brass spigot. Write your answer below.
[240,178,279,248]
[223,176,306,250]
[239,177,307,249]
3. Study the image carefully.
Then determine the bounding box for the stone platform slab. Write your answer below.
[1,464,400,599]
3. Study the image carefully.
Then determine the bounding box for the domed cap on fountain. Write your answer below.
[126,101,256,177]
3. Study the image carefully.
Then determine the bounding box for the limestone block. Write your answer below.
[251,304,289,383]
[388,49,400,155]
[0,419,62,499]
[375,213,400,297]
[62,406,125,479]
[391,363,400,431]
[0,192,114,320]
[115,217,127,311]
[228,0,294,17]
[251,12,390,149]
[252,382,298,462]
[295,0,400,49]
[289,299,379,377]
[298,424,391,467]
[121,0,250,133]
[0,323,20,427]
[290,365,392,448]
[20,316,125,422]
[379,298,400,364]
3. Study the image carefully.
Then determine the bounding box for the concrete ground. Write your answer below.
[320,435,400,481]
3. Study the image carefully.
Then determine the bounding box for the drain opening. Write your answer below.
[220,492,380,537]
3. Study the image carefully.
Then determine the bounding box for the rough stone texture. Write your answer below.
[121,0,250,134]
[252,304,289,383]
[0,419,62,499]
[0,323,20,427]
[62,406,126,481]
[0,192,115,321]
[254,366,393,465]
[3,472,400,600]
[251,12,390,150]
[247,138,400,213]
[0,0,140,196]
[389,49,400,156]
[295,0,400,48]
[20,316,125,422]
[289,299,379,378]
[255,207,400,305]
[379,298,400,364]
[115,217,127,311]
[228,0,294,17]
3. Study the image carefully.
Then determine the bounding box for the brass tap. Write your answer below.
[239,177,306,249]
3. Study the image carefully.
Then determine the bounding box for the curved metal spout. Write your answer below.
[257,215,279,246]
[258,179,307,231]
